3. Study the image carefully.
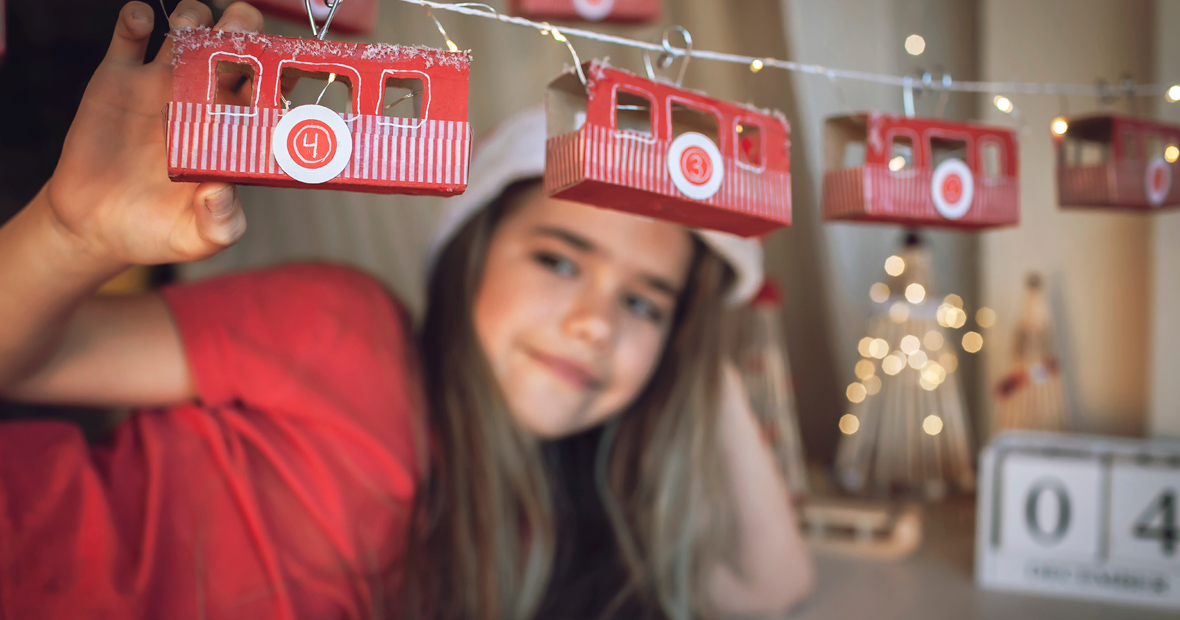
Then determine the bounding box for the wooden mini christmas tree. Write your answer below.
[835,233,976,500]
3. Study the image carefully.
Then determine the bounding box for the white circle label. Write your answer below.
[1145,156,1172,207]
[667,132,724,201]
[572,0,616,21]
[272,104,352,185]
[930,158,975,220]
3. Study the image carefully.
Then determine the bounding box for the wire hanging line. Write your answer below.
[392,0,1172,99]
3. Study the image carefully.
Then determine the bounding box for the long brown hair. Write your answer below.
[404,182,736,619]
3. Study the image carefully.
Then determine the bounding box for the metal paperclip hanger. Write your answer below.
[305,0,343,41]
[643,26,693,87]
[541,22,586,88]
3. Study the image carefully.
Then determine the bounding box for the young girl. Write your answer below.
[0,2,813,619]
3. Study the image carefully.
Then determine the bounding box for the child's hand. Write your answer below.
[43,1,264,268]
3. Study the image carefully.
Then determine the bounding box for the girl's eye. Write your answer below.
[624,293,665,324]
[532,251,578,278]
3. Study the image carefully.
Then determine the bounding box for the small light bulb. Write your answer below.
[1051,117,1069,135]
[1168,85,1180,103]
[839,414,860,435]
[1166,145,1180,164]
[904,34,926,56]
[993,95,1013,113]
[923,415,944,436]
[889,155,906,171]
[847,382,867,404]
[962,331,983,353]
[884,255,906,276]
[750,59,764,73]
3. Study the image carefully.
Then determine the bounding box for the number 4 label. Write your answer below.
[1110,460,1180,567]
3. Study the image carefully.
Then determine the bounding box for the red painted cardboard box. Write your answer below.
[248,0,377,36]
[511,0,660,24]
[166,28,470,196]
[1054,114,1180,210]
[822,112,1019,229]
[545,60,791,238]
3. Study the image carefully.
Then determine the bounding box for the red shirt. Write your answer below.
[0,264,424,620]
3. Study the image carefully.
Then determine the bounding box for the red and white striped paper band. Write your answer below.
[822,165,1018,226]
[1059,161,1179,208]
[167,102,470,189]
[546,124,791,222]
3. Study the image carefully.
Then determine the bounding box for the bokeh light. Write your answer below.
[882,353,905,376]
[923,415,944,436]
[905,34,926,56]
[890,301,911,323]
[1051,117,1069,135]
[870,282,891,303]
[884,255,906,276]
[924,330,944,351]
[847,382,867,403]
[962,331,984,353]
[900,335,921,355]
[869,338,890,359]
[855,359,876,380]
[976,307,997,328]
[840,414,860,435]
[905,283,926,304]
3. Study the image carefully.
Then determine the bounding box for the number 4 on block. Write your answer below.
[1110,459,1180,568]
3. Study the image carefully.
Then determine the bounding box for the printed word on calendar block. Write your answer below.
[977,431,1180,609]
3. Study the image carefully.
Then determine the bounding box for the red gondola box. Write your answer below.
[545,60,792,238]
[166,28,471,196]
[822,113,1019,229]
[511,0,660,24]
[1054,114,1180,210]
[248,0,377,36]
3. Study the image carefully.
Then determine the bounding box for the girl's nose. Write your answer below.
[563,287,616,348]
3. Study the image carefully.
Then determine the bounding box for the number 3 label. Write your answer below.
[1110,461,1180,567]
[1000,453,1102,561]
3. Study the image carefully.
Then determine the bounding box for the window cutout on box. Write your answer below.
[382,77,424,119]
[280,68,355,114]
[1066,137,1108,166]
[1145,134,1164,160]
[890,136,914,171]
[615,90,653,135]
[931,137,968,168]
[981,142,1002,177]
[737,121,763,167]
[215,61,256,106]
[671,103,719,143]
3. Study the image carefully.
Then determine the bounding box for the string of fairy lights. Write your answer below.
[393,0,1180,109]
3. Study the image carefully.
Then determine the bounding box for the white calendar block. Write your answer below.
[977,431,1180,610]
[999,453,1103,561]
[1109,459,1180,569]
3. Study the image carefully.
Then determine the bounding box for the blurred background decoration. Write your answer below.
[835,233,977,500]
[991,273,1069,438]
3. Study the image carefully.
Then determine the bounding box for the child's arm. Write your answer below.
[708,362,816,616]
[0,2,263,406]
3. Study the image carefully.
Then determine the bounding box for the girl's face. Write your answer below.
[474,187,694,438]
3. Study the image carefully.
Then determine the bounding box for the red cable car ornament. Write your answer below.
[243,0,378,36]
[165,26,471,195]
[822,113,1019,229]
[1054,114,1180,211]
[545,59,792,238]
[511,0,661,24]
